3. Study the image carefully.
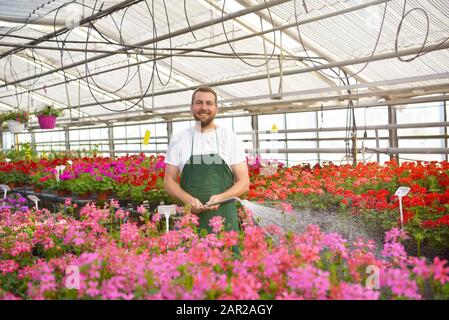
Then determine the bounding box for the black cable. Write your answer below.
[150,0,173,87]
[394,0,449,63]
[293,0,388,81]
[81,0,156,112]
[184,0,197,40]
[221,0,277,68]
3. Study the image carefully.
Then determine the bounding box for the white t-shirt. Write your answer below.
[164,125,246,173]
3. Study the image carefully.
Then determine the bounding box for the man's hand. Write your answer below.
[204,194,224,211]
[186,197,205,214]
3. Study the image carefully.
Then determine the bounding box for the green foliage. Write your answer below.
[35,105,63,117]
[91,176,114,193]
[1,111,29,123]
[0,143,38,162]
[68,174,94,195]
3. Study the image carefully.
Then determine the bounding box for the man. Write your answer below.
[164,86,249,233]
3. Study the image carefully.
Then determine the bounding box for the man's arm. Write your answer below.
[205,162,249,210]
[163,164,205,213]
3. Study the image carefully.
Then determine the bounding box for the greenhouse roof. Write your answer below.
[0,0,448,127]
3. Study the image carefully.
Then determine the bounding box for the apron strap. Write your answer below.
[190,127,194,157]
[214,126,220,155]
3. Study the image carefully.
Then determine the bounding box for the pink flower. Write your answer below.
[0,292,22,300]
[431,257,449,285]
[137,205,146,215]
[411,257,431,279]
[334,283,380,300]
[382,242,407,260]
[381,268,421,300]
[152,213,161,223]
[279,202,294,214]
[109,199,120,209]
[65,198,72,206]
[115,209,129,220]
[0,260,19,275]
[222,230,239,248]
[209,216,224,233]
[322,232,348,258]
[10,241,32,257]
[385,228,408,243]
[287,265,330,300]
[120,223,140,246]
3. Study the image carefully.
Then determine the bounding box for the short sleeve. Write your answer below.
[164,136,179,167]
[229,132,247,165]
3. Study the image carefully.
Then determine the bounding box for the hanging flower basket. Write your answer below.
[35,105,62,129]
[37,115,57,129]
[7,120,25,133]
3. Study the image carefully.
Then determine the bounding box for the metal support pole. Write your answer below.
[63,127,70,152]
[375,129,380,163]
[167,120,173,143]
[0,125,3,151]
[108,124,115,159]
[388,105,399,161]
[31,132,36,153]
[251,115,259,158]
[315,111,321,164]
[352,133,358,166]
[14,133,19,150]
[284,113,288,165]
[444,99,448,162]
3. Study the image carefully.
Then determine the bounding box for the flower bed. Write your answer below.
[2,156,449,253]
[0,201,448,300]
[247,159,449,254]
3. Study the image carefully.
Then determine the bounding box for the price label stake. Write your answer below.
[158,204,177,233]
[0,184,11,199]
[27,195,40,210]
[395,187,410,230]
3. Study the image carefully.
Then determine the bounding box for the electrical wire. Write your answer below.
[221,0,277,68]
[1,0,449,116]
[395,0,449,63]
[184,0,197,40]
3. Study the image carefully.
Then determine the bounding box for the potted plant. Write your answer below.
[92,176,114,201]
[30,172,52,193]
[69,174,93,199]
[35,105,63,129]
[2,111,29,133]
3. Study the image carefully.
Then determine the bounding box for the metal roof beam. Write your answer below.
[234,0,375,87]
[0,0,391,98]
[47,41,449,111]
[0,78,100,123]
[0,0,292,89]
[206,0,336,87]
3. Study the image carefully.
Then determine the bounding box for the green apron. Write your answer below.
[180,127,240,234]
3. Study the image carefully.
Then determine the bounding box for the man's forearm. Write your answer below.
[217,179,249,201]
[164,179,194,204]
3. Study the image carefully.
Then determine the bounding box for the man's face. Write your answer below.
[191,91,217,127]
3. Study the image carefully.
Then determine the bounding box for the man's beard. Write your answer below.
[193,113,215,127]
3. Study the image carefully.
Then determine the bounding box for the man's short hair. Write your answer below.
[191,86,218,106]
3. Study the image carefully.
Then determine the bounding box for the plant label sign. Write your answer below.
[158,204,177,217]
[395,187,410,197]
[27,195,40,210]
[0,184,11,192]
[158,205,177,234]
[0,184,10,200]
[27,195,40,202]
